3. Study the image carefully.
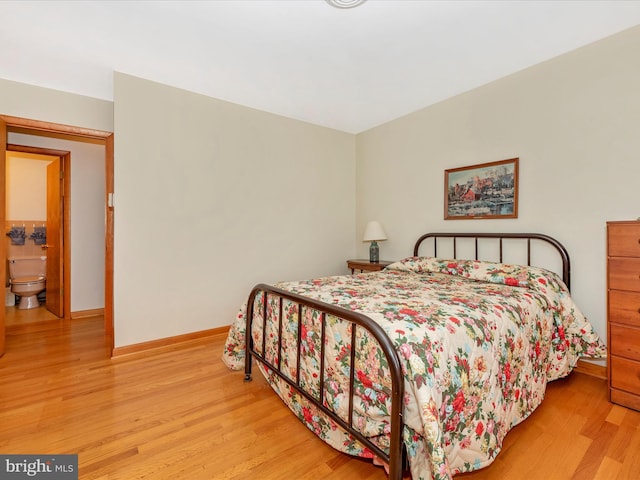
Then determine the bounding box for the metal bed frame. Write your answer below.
[244,232,571,479]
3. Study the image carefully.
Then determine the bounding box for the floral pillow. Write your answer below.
[387,256,568,296]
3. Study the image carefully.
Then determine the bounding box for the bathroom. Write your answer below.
[5,150,57,324]
[4,132,107,332]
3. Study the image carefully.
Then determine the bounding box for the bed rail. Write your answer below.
[413,232,571,290]
[244,283,405,480]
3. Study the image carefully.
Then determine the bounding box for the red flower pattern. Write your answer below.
[222,256,606,480]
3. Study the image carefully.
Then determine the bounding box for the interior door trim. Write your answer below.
[1,114,115,354]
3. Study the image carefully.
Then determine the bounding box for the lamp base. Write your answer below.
[369,241,379,263]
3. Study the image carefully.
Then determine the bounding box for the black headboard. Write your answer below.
[413,232,571,291]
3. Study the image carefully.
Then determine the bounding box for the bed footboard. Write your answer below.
[244,283,405,480]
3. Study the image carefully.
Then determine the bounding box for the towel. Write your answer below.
[29,226,47,245]
[7,226,26,246]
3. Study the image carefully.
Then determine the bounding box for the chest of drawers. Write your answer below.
[607,220,640,411]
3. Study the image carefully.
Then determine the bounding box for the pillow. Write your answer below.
[387,256,568,295]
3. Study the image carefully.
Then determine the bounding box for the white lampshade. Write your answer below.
[363,221,387,242]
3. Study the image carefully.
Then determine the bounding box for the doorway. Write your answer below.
[5,146,67,325]
[0,115,114,357]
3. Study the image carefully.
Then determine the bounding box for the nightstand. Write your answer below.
[347,259,393,274]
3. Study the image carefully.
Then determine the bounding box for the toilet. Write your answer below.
[8,256,47,310]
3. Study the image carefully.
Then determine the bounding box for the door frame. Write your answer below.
[1,114,114,353]
[7,144,70,318]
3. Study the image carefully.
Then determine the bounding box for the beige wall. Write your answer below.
[113,73,356,347]
[1,74,356,347]
[356,25,640,348]
[0,78,113,132]
[3,25,638,350]
[6,153,52,220]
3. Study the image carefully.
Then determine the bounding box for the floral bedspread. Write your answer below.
[222,257,605,480]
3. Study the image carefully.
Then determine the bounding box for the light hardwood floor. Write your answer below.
[5,303,60,328]
[1,315,639,479]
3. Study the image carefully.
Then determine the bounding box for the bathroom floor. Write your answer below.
[5,304,60,330]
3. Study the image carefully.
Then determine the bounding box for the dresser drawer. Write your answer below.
[609,222,640,257]
[610,355,640,395]
[610,324,640,360]
[608,258,640,292]
[609,290,640,328]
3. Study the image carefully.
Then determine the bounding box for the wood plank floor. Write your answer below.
[1,315,639,479]
[5,304,60,328]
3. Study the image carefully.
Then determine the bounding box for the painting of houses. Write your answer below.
[445,158,518,219]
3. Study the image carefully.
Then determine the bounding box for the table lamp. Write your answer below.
[363,221,387,263]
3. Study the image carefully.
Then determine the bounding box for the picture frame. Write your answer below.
[444,157,519,220]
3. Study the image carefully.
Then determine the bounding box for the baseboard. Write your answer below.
[71,308,104,319]
[574,359,607,380]
[111,325,230,360]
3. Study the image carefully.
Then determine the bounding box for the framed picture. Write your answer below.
[444,157,519,220]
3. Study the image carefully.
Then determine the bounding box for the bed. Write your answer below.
[222,232,606,480]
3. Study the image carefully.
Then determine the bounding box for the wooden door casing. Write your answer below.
[0,114,114,355]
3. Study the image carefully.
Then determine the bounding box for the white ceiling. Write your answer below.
[1,0,640,133]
